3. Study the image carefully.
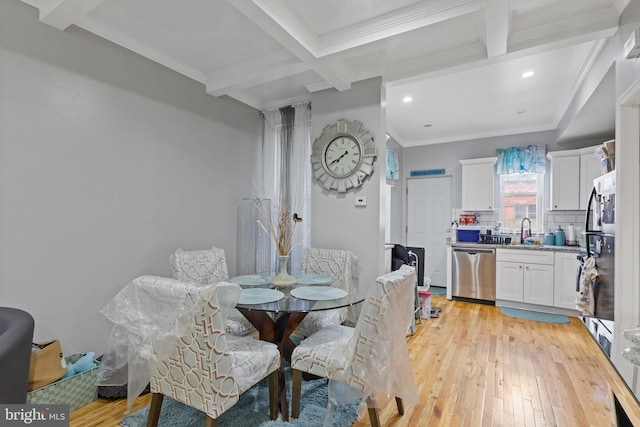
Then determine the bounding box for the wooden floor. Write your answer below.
[70,295,640,426]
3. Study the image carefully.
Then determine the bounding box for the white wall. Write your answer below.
[310,78,387,288]
[0,1,262,355]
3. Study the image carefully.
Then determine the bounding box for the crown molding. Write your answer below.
[75,15,205,84]
[205,51,310,97]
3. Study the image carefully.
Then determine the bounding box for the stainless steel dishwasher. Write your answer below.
[452,247,496,302]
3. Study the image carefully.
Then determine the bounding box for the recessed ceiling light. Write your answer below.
[521,71,535,79]
[403,96,413,103]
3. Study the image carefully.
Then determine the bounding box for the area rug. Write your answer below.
[120,368,359,427]
[500,306,570,324]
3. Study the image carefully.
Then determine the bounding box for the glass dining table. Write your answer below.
[232,274,366,422]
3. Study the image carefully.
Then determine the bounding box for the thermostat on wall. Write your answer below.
[355,196,367,207]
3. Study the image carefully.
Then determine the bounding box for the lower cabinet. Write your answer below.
[553,252,580,309]
[496,249,555,306]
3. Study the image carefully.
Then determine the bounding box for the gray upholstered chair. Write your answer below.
[290,265,418,426]
[0,307,35,403]
[170,247,256,337]
[293,247,358,337]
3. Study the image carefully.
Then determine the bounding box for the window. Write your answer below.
[499,172,544,232]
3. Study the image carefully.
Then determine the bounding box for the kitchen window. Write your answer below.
[498,172,544,232]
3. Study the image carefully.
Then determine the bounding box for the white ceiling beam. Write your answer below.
[206,52,311,97]
[315,0,484,57]
[251,0,483,58]
[38,0,104,30]
[509,7,618,52]
[75,15,205,84]
[228,0,351,91]
[484,0,510,57]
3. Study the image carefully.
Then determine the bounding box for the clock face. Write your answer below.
[323,136,362,178]
[310,119,377,193]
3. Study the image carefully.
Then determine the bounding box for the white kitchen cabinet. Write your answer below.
[496,249,554,305]
[460,157,496,211]
[579,147,601,209]
[554,252,580,310]
[548,151,580,210]
[547,145,599,211]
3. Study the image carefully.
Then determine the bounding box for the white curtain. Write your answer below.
[259,101,312,274]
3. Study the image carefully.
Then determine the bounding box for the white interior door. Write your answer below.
[407,176,452,287]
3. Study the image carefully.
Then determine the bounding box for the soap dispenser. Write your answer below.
[554,226,566,246]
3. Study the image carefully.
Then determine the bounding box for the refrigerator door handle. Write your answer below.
[584,186,598,257]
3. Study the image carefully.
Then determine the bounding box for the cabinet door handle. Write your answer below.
[519,265,523,269]
[525,266,529,270]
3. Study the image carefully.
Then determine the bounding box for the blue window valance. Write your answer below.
[495,144,546,174]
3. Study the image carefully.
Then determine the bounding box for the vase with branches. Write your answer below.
[255,201,303,287]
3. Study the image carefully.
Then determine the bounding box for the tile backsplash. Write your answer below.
[453,209,587,246]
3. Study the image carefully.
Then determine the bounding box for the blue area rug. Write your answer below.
[500,306,569,324]
[428,286,446,295]
[120,368,358,427]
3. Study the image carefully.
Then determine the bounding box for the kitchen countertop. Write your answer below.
[449,242,584,253]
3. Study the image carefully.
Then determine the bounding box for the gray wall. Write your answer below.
[402,130,611,214]
[311,78,387,288]
[0,1,261,355]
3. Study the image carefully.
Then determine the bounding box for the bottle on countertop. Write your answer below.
[450,221,458,243]
[554,226,566,246]
[566,224,576,244]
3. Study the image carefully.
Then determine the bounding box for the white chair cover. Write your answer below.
[97,276,279,415]
[294,248,359,337]
[291,264,419,420]
[170,247,256,336]
[170,247,229,284]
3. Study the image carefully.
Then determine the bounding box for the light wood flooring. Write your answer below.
[70,294,640,426]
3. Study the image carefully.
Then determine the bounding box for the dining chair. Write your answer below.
[290,265,419,427]
[294,247,359,337]
[170,247,256,337]
[128,278,280,427]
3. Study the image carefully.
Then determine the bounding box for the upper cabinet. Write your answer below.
[460,157,496,211]
[579,148,601,209]
[547,146,599,211]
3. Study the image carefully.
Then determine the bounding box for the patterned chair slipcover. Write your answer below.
[97,276,280,422]
[290,265,419,426]
[147,279,279,427]
[293,248,358,337]
[170,247,256,337]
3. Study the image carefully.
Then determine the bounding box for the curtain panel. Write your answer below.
[260,101,312,274]
[495,144,547,174]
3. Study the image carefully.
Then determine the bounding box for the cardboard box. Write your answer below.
[27,354,99,412]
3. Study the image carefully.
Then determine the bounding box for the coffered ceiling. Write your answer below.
[20,0,627,146]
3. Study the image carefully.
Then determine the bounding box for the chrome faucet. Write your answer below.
[520,217,532,244]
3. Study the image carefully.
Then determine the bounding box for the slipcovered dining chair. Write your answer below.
[98,276,280,425]
[293,247,359,337]
[170,247,256,337]
[290,265,419,426]
[0,307,34,404]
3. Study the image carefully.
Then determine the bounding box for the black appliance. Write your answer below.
[390,244,425,287]
[581,170,615,361]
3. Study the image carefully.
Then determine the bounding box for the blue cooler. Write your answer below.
[457,227,480,242]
